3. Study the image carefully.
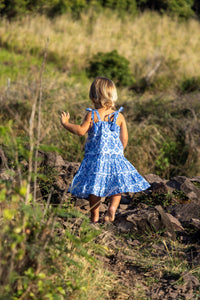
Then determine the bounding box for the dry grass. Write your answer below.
[1,11,200,83]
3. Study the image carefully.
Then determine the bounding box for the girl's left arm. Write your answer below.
[60,111,92,136]
[119,114,128,149]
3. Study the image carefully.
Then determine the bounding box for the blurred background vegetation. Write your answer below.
[0,2,200,298]
[0,0,200,19]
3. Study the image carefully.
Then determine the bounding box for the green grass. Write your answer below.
[0,12,200,178]
[0,48,60,86]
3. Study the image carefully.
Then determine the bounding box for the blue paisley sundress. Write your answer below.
[69,107,150,198]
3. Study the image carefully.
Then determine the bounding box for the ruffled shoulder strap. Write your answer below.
[86,108,97,132]
[86,108,94,121]
[118,106,124,113]
[110,106,124,131]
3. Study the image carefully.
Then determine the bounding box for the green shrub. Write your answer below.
[86,50,135,87]
[48,0,88,18]
[193,0,200,16]
[155,135,189,178]
[136,0,194,18]
[0,0,197,19]
[0,0,88,18]
[98,0,137,15]
[179,76,200,93]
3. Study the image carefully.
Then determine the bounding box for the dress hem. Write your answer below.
[68,183,151,199]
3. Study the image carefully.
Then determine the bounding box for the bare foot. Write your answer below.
[104,207,115,222]
[91,216,99,223]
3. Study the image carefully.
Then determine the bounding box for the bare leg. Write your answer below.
[89,194,101,223]
[104,193,121,222]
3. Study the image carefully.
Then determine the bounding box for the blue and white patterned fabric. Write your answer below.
[69,107,150,198]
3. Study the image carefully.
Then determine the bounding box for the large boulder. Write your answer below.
[169,202,200,222]
[114,204,177,240]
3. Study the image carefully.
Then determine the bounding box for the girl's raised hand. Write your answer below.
[60,111,70,125]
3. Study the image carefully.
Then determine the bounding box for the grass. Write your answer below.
[1,11,200,89]
[97,225,200,299]
[0,48,60,86]
[0,11,200,178]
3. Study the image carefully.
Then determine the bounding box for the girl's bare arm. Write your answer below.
[119,114,128,149]
[60,111,92,136]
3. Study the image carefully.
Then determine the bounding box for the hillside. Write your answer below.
[0,10,200,299]
[1,12,200,177]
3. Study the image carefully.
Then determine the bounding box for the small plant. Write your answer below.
[131,191,173,208]
[192,181,200,189]
[179,76,200,93]
[155,137,189,178]
[86,50,135,87]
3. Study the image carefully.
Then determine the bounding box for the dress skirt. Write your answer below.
[69,153,150,198]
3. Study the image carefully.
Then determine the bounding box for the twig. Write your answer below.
[0,96,29,134]
[33,38,49,202]
[43,186,54,218]
[0,147,9,169]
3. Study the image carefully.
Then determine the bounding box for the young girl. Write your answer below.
[60,77,150,223]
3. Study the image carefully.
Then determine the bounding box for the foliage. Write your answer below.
[136,0,194,18]
[98,0,137,15]
[131,189,189,208]
[155,136,189,178]
[87,50,135,87]
[193,0,200,16]
[128,96,199,178]
[179,76,200,93]
[0,119,113,299]
[0,183,108,299]
[0,0,197,19]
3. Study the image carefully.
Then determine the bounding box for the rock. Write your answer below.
[114,210,135,233]
[169,202,200,222]
[61,162,80,188]
[166,176,188,190]
[151,182,168,195]
[166,176,200,203]
[190,218,200,229]
[74,198,89,207]
[144,174,163,184]
[165,213,184,232]
[120,194,132,204]
[182,272,200,290]
[42,151,66,168]
[181,180,200,202]
[120,204,129,210]
[190,176,200,183]
[155,205,176,240]
[114,205,177,239]
[99,203,107,213]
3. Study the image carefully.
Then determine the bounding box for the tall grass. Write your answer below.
[0,11,200,85]
[1,10,200,177]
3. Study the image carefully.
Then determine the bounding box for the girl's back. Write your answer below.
[85,107,124,157]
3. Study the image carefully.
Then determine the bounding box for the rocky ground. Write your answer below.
[1,150,200,299]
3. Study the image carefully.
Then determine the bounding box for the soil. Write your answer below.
[93,223,200,300]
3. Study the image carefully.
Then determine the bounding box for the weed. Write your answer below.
[179,76,200,93]
[192,181,200,189]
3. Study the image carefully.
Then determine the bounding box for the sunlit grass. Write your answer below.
[0,11,200,87]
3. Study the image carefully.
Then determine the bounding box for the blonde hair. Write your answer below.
[89,77,118,109]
